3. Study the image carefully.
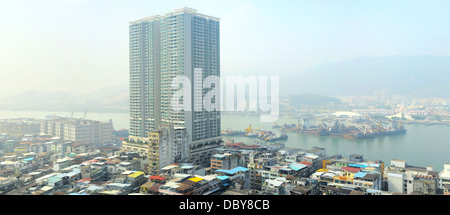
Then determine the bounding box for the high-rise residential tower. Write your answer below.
[128,7,221,167]
[129,15,161,138]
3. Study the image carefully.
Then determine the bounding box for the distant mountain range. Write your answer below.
[1,55,448,113]
[0,85,129,112]
[280,55,450,98]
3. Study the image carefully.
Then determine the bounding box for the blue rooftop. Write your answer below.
[215,167,248,175]
[349,163,368,169]
[289,163,307,171]
[354,171,367,178]
[217,175,229,180]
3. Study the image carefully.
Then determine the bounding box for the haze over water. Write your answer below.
[221,114,450,172]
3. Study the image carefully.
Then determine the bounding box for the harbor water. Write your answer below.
[221,114,450,172]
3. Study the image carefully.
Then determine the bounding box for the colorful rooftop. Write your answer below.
[188,177,204,183]
[215,166,249,175]
[149,175,166,181]
[128,171,144,178]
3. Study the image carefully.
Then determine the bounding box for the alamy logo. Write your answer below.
[171,68,279,122]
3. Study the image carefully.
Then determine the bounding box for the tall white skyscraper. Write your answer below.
[129,14,161,138]
[129,8,221,166]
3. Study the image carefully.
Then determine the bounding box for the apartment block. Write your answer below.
[210,153,239,170]
[0,119,40,137]
[122,124,188,175]
[40,117,113,145]
[439,163,450,189]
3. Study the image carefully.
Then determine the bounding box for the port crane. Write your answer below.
[367,118,388,133]
[346,120,372,135]
[315,118,329,130]
[244,124,264,137]
[297,114,313,130]
[244,124,262,133]
[330,120,342,132]
[288,117,302,130]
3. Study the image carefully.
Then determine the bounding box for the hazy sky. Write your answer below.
[1,0,449,98]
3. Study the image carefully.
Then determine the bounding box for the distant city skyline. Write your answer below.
[1,0,450,98]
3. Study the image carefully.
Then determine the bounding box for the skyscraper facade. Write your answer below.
[129,15,161,138]
[129,8,221,167]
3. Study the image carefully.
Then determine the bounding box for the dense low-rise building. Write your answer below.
[122,124,189,175]
[0,118,41,137]
[2,133,449,196]
[310,155,384,193]
[157,174,221,195]
[263,177,286,195]
[384,159,438,195]
[439,163,450,190]
[0,176,19,194]
[215,166,250,190]
[211,153,239,170]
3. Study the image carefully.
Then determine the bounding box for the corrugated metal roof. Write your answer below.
[289,163,307,171]
[349,163,367,169]
[149,175,166,181]
[76,178,92,183]
[212,154,227,159]
[342,167,361,173]
[188,177,204,182]
[303,153,318,159]
[299,161,312,166]
[215,166,248,175]
[128,171,144,178]
[217,175,229,180]
[369,163,381,168]
[353,171,367,178]
[48,177,62,183]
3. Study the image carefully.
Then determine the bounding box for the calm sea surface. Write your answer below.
[1,111,449,172]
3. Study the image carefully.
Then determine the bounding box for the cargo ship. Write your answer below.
[273,122,297,129]
[328,119,406,139]
[300,127,330,136]
[220,129,246,136]
[294,114,407,140]
[257,131,273,140]
[262,132,288,142]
